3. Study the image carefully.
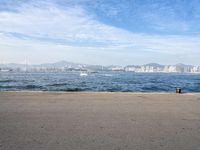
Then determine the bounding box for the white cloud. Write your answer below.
[0,1,200,65]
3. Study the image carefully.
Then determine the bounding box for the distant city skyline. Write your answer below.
[1,60,200,73]
[0,0,200,65]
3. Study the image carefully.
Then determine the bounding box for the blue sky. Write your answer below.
[0,0,200,65]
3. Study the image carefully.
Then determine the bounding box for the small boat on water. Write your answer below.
[80,72,88,76]
[79,70,98,76]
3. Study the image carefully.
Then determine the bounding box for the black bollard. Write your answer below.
[176,88,182,94]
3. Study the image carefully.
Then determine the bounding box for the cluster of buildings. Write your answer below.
[0,62,200,73]
[109,63,200,73]
[123,64,200,73]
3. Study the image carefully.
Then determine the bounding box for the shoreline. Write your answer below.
[0,91,200,95]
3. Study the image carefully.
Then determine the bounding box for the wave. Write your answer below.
[100,74,113,77]
[54,88,82,92]
[141,86,167,91]
[0,85,43,89]
[48,83,69,87]
[25,85,43,89]
[0,85,14,88]
[0,79,16,83]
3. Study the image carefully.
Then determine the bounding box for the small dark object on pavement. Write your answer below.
[176,88,182,94]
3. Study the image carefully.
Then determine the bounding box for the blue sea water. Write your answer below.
[0,72,200,92]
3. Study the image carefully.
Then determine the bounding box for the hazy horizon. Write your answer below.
[0,59,199,67]
[0,0,200,65]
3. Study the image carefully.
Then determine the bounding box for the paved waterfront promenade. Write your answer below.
[0,92,200,150]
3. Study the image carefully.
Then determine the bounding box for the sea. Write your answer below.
[0,72,200,92]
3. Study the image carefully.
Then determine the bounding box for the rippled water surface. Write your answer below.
[0,72,200,92]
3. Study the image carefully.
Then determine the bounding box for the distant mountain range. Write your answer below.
[0,61,199,73]
[0,61,82,68]
[0,61,197,68]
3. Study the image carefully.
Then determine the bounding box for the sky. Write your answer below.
[0,0,200,65]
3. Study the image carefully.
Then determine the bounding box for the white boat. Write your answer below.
[80,72,88,76]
